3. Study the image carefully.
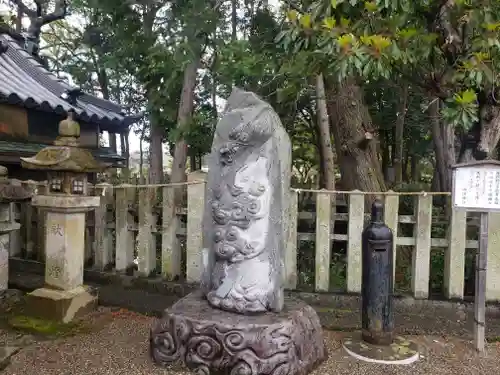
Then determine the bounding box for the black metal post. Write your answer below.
[361,199,394,346]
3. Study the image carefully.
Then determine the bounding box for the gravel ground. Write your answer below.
[2,308,500,375]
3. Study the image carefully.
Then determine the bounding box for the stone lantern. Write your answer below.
[0,166,32,292]
[20,111,108,323]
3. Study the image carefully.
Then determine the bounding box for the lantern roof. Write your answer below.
[20,111,110,173]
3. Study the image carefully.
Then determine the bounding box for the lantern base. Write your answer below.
[25,285,98,324]
[343,334,419,365]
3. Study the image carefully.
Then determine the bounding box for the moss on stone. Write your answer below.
[487,336,500,343]
[7,315,90,337]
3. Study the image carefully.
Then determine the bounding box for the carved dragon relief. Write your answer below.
[201,90,289,314]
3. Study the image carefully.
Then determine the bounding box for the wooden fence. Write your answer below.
[6,172,500,302]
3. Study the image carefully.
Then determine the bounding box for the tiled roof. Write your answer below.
[0,140,126,167]
[0,32,142,131]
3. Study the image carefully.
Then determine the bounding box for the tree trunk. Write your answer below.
[430,99,456,192]
[139,136,145,184]
[169,60,199,195]
[431,167,441,192]
[231,0,238,40]
[411,155,421,182]
[120,132,128,160]
[380,131,390,183]
[325,78,386,202]
[190,154,196,172]
[148,120,164,183]
[460,103,500,162]
[16,5,23,32]
[394,84,408,185]
[314,124,325,189]
[316,74,335,190]
[121,132,130,180]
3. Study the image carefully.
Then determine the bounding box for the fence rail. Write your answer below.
[6,172,500,302]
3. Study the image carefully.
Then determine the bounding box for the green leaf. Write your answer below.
[354,56,363,72]
[457,89,477,104]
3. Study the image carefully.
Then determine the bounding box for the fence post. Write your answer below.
[35,182,48,262]
[486,212,500,300]
[412,193,432,299]
[7,179,21,257]
[186,172,207,283]
[444,207,466,299]
[94,183,113,270]
[315,190,331,292]
[161,185,181,280]
[115,184,135,273]
[20,180,36,259]
[84,184,94,265]
[384,191,399,284]
[137,186,156,276]
[285,190,299,290]
[347,190,364,293]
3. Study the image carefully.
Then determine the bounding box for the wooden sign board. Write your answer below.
[451,160,500,354]
[452,160,500,212]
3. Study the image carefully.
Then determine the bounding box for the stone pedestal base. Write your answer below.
[25,285,98,323]
[150,291,327,375]
[343,334,419,365]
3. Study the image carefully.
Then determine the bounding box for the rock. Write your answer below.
[0,289,23,305]
[200,87,292,314]
[0,346,20,370]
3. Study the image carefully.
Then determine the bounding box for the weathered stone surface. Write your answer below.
[0,235,8,291]
[201,88,292,314]
[150,291,326,375]
[19,113,103,323]
[0,166,32,203]
[0,346,20,370]
[150,90,324,374]
[20,112,109,172]
[44,211,86,291]
[0,164,32,291]
[25,285,98,323]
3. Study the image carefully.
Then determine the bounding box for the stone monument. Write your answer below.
[0,167,32,291]
[20,111,104,323]
[150,88,327,375]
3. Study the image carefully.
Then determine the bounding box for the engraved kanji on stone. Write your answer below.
[50,223,63,236]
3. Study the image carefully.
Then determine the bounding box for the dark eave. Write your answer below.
[0,31,143,132]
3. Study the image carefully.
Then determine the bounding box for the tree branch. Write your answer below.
[25,0,68,45]
[390,63,450,100]
[40,0,67,26]
[34,0,44,17]
[9,0,36,18]
[435,0,463,64]
[438,1,461,43]
[282,0,305,14]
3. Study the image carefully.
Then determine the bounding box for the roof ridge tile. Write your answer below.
[0,31,140,130]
